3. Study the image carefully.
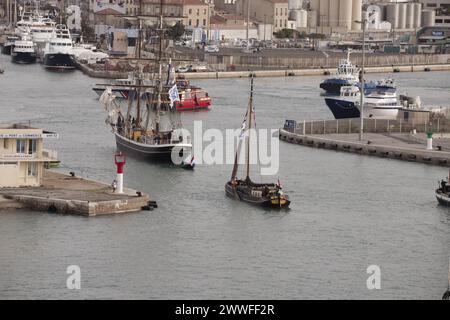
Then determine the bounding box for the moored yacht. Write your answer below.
[325,85,401,119]
[1,36,20,55]
[11,34,37,64]
[43,25,76,70]
[15,10,54,45]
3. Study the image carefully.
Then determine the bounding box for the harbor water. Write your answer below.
[0,54,449,299]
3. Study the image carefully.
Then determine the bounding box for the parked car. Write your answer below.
[204,45,219,53]
[176,66,189,73]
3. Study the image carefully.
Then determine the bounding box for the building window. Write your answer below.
[203,19,206,26]
[197,9,200,15]
[285,8,287,16]
[189,19,192,26]
[276,8,278,16]
[28,139,37,155]
[16,139,25,154]
[436,19,443,23]
[284,20,287,28]
[196,19,199,27]
[27,163,37,177]
[3,139,8,149]
[204,9,207,15]
[275,20,277,27]
[189,9,192,14]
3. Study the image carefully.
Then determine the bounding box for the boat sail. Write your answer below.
[99,0,192,162]
[225,76,290,208]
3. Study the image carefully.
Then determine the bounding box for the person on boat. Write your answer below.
[441,179,447,192]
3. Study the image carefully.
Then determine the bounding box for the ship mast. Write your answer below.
[245,76,254,179]
[135,0,143,129]
[154,0,165,134]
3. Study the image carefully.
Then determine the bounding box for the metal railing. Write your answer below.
[284,117,450,136]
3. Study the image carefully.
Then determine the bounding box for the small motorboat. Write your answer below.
[181,156,195,170]
[436,172,450,206]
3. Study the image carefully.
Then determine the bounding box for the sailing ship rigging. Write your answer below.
[99,0,192,162]
[225,76,290,209]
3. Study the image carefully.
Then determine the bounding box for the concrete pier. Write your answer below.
[279,129,450,166]
[0,170,153,216]
[77,60,450,80]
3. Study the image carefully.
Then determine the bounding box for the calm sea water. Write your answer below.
[0,54,449,299]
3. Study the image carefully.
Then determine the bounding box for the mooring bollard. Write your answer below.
[114,152,126,194]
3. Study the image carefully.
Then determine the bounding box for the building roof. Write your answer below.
[183,0,207,5]
[94,8,126,16]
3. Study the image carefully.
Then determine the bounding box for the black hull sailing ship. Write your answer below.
[225,76,290,209]
[114,132,189,161]
[99,0,192,164]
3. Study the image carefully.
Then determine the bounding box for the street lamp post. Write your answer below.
[263,14,266,43]
[355,13,367,142]
[246,0,250,51]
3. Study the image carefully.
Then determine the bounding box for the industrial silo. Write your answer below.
[406,3,415,29]
[339,0,353,30]
[422,9,435,27]
[329,0,339,28]
[366,5,381,30]
[351,0,362,30]
[319,0,330,28]
[398,2,407,29]
[308,10,319,28]
[300,9,308,28]
[288,0,303,10]
[386,3,399,29]
[310,0,320,26]
[413,2,422,28]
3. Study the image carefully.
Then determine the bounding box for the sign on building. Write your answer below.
[94,0,126,15]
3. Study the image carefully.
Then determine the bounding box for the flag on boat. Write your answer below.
[168,84,180,107]
[276,179,283,189]
[239,119,247,139]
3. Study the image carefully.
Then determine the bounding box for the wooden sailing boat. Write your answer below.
[225,76,290,208]
[99,0,192,162]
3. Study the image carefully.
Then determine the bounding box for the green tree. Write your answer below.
[166,22,185,40]
[274,28,295,39]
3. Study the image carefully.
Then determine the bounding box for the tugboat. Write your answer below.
[98,1,192,163]
[225,76,290,209]
[436,171,450,206]
[11,34,37,64]
[319,50,360,95]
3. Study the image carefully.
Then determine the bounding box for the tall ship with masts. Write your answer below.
[99,0,192,162]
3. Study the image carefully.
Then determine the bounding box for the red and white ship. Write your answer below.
[174,75,212,111]
[94,75,212,111]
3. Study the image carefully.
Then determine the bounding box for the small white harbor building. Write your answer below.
[0,124,58,188]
